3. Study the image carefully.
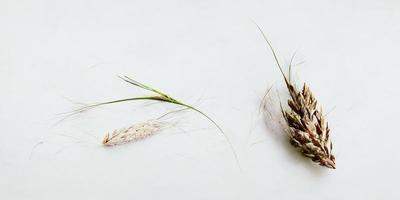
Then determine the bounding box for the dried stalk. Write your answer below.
[255,23,336,169]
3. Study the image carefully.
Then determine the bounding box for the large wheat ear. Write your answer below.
[255,23,336,169]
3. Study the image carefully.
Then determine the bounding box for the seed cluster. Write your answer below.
[103,121,161,146]
[282,83,336,169]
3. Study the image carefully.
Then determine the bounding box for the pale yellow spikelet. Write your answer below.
[102,121,161,146]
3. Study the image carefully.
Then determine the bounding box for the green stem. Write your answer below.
[76,96,167,113]
[174,102,240,168]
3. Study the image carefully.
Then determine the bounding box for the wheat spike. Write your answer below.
[283,83,335,169]
[103,121,161,146]
[255,22,336,169]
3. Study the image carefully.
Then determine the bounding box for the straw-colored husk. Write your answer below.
[103,121,161,146]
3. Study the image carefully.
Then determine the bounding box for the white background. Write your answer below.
[1,0,399,199]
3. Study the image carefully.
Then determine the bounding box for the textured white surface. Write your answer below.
[1,0,399,199]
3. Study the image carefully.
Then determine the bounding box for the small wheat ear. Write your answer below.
[103,120,161,146]
[254,22,336,169]
[102,108,188,146]
[77,76,240,167]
